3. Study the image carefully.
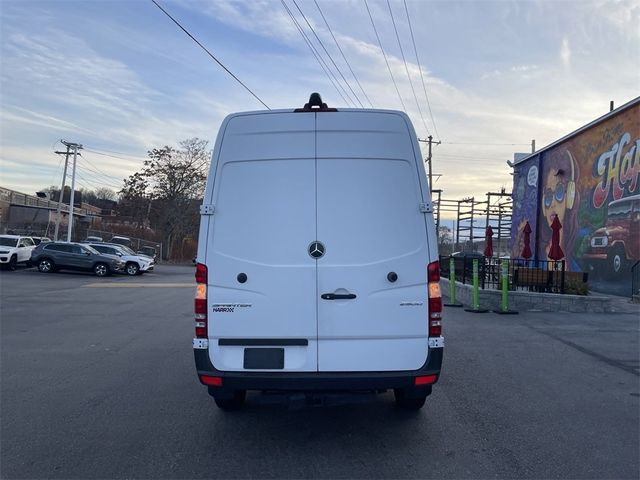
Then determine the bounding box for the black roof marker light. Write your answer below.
[294,92,338,112]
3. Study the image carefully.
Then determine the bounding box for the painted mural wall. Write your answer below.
[510,155,540,260]
[511,101,640,285]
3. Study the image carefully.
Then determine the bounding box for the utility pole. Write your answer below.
[53,144,71,241]
[61,141,83,242]
[418,136,441,192]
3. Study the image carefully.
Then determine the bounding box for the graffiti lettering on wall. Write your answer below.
[592,134,640,208]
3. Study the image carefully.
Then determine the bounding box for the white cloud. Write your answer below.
[190,0,301,42]
[560,37,571,69]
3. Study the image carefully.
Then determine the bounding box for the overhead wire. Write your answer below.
[387,0,430,137]
[75,162,123,190]
[314,0,373,108]
[78,154,128,183]
[436,153,513,162]
[364,0,406,112]
[440,141,531,146]
[150,0,270,110]
[281,0,350,106]
[291,0,361,107]
[49,151,65,190]
[403,0,440,140]
[83,149,147,163]
[83,147,148,161]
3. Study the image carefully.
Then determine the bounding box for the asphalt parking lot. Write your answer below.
[1,265,639,479]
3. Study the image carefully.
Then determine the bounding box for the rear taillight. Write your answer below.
[414,374,438,386]
[199,375,223,386]
[427,261,442,337]
[195,263,208,338]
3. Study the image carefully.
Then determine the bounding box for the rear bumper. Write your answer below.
[194,347,443,391]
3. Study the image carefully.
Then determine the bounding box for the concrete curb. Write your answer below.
[441,278,613,313]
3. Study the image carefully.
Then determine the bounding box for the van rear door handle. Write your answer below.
[321,293,356,300]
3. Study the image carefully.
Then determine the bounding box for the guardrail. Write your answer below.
[0,186,93,216]
[439,256,568,294]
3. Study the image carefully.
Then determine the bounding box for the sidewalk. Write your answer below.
[590,290,640,314]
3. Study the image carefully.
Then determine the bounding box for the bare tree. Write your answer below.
[119,138,210,259]
[94,187,117,202]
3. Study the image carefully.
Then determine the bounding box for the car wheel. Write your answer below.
[394,388,427,410]
[8,255,17,271]
[38,258,55,273]
[609,247,626,274]
[125,262,139,276]
[213,390,246,411]
[93,263,109,277]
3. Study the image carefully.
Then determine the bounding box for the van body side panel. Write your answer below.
[206,113,318,372]
[315,112,430,372]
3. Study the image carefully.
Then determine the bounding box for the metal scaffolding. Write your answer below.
[431,189,513,255]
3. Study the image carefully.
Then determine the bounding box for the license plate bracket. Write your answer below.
[243,348,285,369]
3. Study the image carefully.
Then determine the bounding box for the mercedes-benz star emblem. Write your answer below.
[308,241,325,258]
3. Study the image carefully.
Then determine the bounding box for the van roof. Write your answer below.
[224,107,410,119]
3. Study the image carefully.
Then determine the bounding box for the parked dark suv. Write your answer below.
[31,242,125,276]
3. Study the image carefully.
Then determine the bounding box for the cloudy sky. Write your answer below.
[1,0,638,208]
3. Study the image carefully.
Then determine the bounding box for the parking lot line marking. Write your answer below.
[84,283,194,288]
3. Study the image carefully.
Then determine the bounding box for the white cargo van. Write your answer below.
[194,94,443,410]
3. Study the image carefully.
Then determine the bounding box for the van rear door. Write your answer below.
[206,112,318,372]
[315,112,431,372]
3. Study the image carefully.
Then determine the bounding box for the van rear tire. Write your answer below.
[213,390,246,410]
[394,388,428,410]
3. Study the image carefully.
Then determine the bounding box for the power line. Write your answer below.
[77,161,125,189]
[150,0,270,110]
[364,0,406,112]
[79,155,127,183]
[440,142,531,146]
[83,148,147,162]
[84,147,148,160]
[437,153,512,162]
[74,171,105,192]
[75,162,123,190]
[281,0,350,106]
[314,0,374,108]
[47,152,65,189]
[403,0,440,141]
[291,0,361,107]
[387,0,430,137]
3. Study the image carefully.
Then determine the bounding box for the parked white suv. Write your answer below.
[87,243,154,276]
[0,235,36,270]
[194,94,443,410]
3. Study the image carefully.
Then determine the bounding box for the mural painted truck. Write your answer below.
[584,194,640,275]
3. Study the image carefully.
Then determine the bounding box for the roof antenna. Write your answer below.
[294,93,337,112]
[308,92,325,108]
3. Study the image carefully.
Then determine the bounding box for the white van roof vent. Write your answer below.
[294,92,338,112]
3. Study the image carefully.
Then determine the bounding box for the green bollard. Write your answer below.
[493,259,518,314]
[444,257,462,307]
[465,258,488,313]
